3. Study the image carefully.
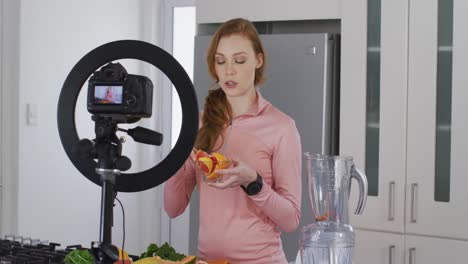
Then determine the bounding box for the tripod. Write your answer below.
[74,116,133,264]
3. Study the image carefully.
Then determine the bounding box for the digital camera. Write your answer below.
[87,62,153,119]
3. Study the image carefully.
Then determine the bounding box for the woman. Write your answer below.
[164,18,302,264]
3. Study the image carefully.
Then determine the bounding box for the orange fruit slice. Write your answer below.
[195,149,210,160]
[197,157,214,175]
[205,170,221,181]
[192,149,232,182]
[211,152,231,169]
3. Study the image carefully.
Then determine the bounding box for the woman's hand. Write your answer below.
[208,160,257,189]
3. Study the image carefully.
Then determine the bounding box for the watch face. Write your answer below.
[243,174,263,196]
[248,184,261,195]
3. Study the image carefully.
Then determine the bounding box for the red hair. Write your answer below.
[195,18,267,152]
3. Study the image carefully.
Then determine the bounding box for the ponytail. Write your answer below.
[194,88,231,153]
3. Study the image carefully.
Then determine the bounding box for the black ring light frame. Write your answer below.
[57,40,199,193]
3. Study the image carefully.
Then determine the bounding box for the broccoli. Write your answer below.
[140,242,186,262]
[140,243,159,258]
[166,251,186,262]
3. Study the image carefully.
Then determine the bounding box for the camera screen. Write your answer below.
[94,85,123,105]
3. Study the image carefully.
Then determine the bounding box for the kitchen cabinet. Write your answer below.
[341,0,468,261]
[405,235,468,264]
[354,231,468,264]
[353,229,405,264]
[341,0,408,233]
[405,0,468,240]
[195,0,340,23]
[343,0,468,238]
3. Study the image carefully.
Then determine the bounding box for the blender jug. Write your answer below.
[299,153,368,264]
[305,153,367,224]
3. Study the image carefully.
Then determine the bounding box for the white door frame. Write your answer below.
[0,0,4,236]
[157,0,196,251]
[0,0,20,237]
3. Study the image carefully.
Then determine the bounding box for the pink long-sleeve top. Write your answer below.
[164,91,302,264]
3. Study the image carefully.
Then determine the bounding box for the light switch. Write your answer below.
[26,103,38,126]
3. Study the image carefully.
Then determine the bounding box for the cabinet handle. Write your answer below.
[410,183,418,223]
[388,245,396,264]
[409,247,416,264]
[388,182,395,221]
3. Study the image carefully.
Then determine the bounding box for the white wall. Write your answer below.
[15,0,165,255]
[196,0,341,23]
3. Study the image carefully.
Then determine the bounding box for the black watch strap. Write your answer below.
[241,173,263,196]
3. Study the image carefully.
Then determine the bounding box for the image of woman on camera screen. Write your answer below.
[94,85,123,104]
[164,18,302,264]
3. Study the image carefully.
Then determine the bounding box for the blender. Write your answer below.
[299,153,368,264]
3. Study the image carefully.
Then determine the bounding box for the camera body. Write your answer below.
[87,62,153,119]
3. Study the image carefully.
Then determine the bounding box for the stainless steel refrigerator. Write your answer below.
[188,33,340,262]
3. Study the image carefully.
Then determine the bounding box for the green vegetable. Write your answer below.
[166,251,186,262]
[140,242,186,262]
[156,242,185,261]
[140,243,159,259]
[64,249,95,264]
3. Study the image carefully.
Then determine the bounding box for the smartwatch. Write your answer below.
[241,173,263,196]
